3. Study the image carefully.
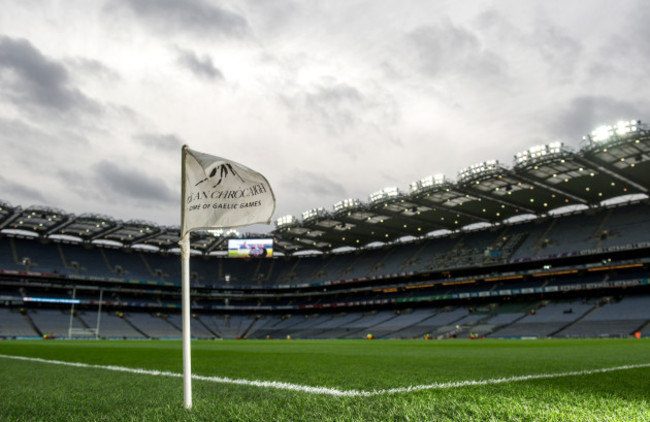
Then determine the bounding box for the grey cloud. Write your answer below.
[532,20,582,81]
[66,57,122,82]
[278,77,401,142]
[107,0,250,39]
[630,5,650,59]
[176,48,224,80]
[283,169,346,199]
[280,81,365,136]
[477,9,582,82]
[135,133,184,151]
[93,160,177,205]
[549,96,647,143]
[0,175,48,204]
[57,169,103,201]
[0,117,86,167]
[408,20,505,81]
[596,4,650,71]
[0,35,100,115]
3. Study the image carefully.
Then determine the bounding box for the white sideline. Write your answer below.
[1,353,649,397]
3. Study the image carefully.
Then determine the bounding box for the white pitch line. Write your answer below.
[1,354,649,397]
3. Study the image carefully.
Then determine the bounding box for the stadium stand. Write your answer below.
[91,311,147,339]
[554,295,650,338]
[123,313,181,339]
[366,309,434,338]
[0,307,38,338]
[490,299,598,338]
[1,119,650,339]
[28,308,73,338]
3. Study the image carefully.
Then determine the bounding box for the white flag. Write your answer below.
[181,146,276,235]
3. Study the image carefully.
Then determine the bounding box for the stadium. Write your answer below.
[3,1,650,418]
[2,119,649,342]
[1,120,650,421]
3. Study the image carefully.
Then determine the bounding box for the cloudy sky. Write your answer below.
[1,0,648,232]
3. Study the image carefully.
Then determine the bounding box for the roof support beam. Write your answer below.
[508,170,589,205]
[0,207,23,230]
[576,156,648,194]
[455,186,537,215]
[89,224,125,241]
[409,196,491,224]
[44,217,76,237]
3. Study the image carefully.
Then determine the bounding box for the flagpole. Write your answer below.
[179,144,276,410]
[180,232,192,409]
[180,145,192,410]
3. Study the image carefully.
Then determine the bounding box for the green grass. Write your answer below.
[1,338,649,421]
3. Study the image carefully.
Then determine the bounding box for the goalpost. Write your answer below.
[68,287,103,340]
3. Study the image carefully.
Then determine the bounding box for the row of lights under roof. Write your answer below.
[515,142,564,166]
[280,189,404,228]
[585,120,641,143]
[302,207,328,221]
[333,198,361,212]
[457,160,500,184]
[277,121,645,229]
[368,187,400,203]
[12,212,61,230]
[409,174,447,193]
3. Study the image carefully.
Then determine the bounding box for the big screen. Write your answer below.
[227,238,273,258]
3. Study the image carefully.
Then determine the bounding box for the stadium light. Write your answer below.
[276,215,297,228]
[458,160,499,184]
[369,187,399,204]
[333,198,361,212]
[208,229,240,238]
[616,120,639,135]
[514,142,564,166]
[409,174,446,193]
[583,120,641,144]
[302,207,328,221]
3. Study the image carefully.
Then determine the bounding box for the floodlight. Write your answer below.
[458,161,499,183]
[276,215,296,227]
[333,198,360,212]
[586,120,641,144]
[302,207,327,221]
[369,187,399,203]
[515,142,565,166]
[590,125,613,142]
[615,120,639,136]
[208,229,240,237]
[409,174,446,193]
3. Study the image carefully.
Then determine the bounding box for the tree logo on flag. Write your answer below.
[195,163,246,188]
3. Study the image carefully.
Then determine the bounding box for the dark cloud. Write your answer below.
[280,81,365,135]
[0,117,87,168]
[65,57,122,82]
[93,160,177,206]
[176,48,224,80]
[548,96,647,143]
[629,5,650,59]
[107,0,250,39]
[532,21,582,81]
[475,9,582,80]
[135,133,185,151]
[282,169,346,198]
[407,20,505,82]
[57,169,103,201]
[0,35,100,115]
[0,175,48,204]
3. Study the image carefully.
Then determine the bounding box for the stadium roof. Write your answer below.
[1,120,649,255]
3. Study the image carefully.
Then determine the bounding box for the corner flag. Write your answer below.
[179,145,275,409]
[181,146,276,236]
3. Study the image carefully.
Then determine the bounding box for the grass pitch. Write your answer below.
[1,338,649,421]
